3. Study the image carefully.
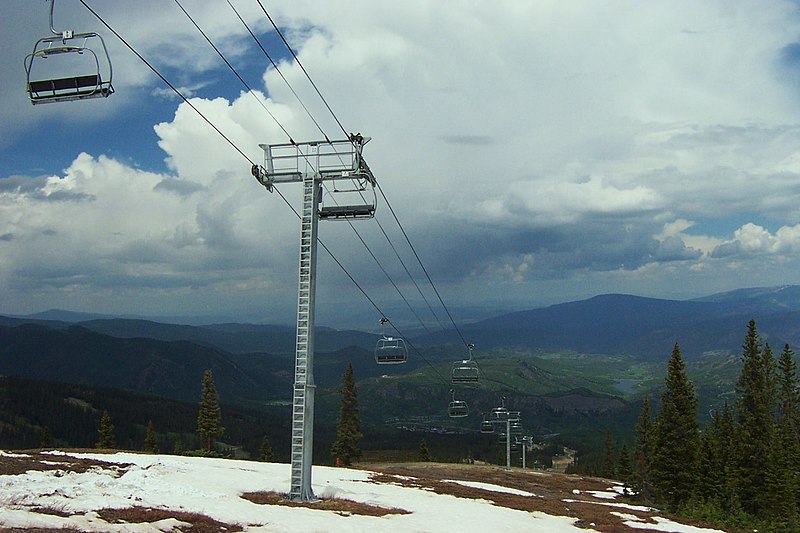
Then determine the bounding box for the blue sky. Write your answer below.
[3,0,800,328]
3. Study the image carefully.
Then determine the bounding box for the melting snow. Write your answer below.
[441,479,538,497]
[0,450,727,532]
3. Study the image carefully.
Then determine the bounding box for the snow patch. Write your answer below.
[442,479,538,497]
[611,511,724,532]
[0,451,30,458]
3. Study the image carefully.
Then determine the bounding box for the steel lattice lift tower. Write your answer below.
[251,134,376,501]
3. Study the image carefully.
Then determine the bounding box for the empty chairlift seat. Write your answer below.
[25,1,114,106]
[375,337,408,364]
[28,72,112,103]
[451,359,479,383]
[448,400,468,418]
[490,406,509,422]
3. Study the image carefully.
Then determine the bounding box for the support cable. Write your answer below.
[79,0,457,388]
[255,0,349,139]
[225,0,330,143]
[377,181,471,348]
[252,2,456,337]
[374,216,445,332]
[77,0,256,166]
[172,0,295,144]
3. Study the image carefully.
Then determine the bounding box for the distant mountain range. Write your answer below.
[5,285,800,361]
[414,285,800,360]
[3,285,799,451]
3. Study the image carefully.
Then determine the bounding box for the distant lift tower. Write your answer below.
[252,134,376,502]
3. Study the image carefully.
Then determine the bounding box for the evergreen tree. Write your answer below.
[602,429,616,478]
[143,420,158,454]
[695,422,717,504]
[96,410,116,449]
[734,321,776,515]
[712,402,739,512]
[777,344,799,436]
[616,443,633,495]
[634,395,654,501]
[695,408,734,508]
[651,343,699,511]
[39,426,51,449]
[197,369,224,453]
[259,435,273,462]
[418,438,430,462]
[770,343,800,523]
[331,362,362,466]
[765,412,799,528]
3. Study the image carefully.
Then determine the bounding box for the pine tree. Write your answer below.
[769,343,800,524]
[259,435,273,462]
[616,443,633,495]
[331,362,362,466]
[143,420,158,453]
[197,369,223,453]
[777,344,799,436]
[765,412,799,528]
[634,395,654,501]
[418,438,430,462]
[96,410,116,449]
[651,343,699,511]
[602,429,616,478]
[734,321,776,515]
[713,402,739,512]
[39,426,51,449]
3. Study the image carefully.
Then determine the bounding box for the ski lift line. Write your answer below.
[341,216,431,335]
[255,0,349,139]
[77,0,431,374]
[77,0,256,166]
[375,181,469,347]
[315,234,450,385]
[228,0,356,175]
[171,0,295,145]
[200,0,455,341]
[225,0,330,143]
[373,215,440,332]
[269,185,449,384]
[82,1,461,387]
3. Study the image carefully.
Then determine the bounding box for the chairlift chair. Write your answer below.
[374,317,407,364]
[490,406,509,422]
[480,419,495,434]
[451,343,479,384]
[448,389,468,418]
[375,337,407,364]
[318,134,377,220]
[25,0,113,105]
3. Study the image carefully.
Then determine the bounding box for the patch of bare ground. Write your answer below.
[0,450,131,477]
[359,462,715,532]
[242,490,411,517]
[97,507,243,533]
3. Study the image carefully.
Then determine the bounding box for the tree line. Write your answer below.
[610,320,799,532]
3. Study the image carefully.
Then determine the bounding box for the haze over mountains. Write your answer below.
[1,285,798,402]
[1,284,797,458]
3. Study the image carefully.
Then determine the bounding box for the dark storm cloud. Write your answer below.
[154,178,205,196]
[403,211,696,285]
[0,175,95,202]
